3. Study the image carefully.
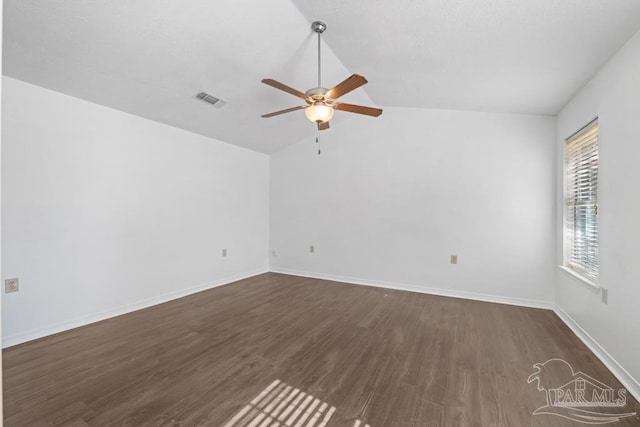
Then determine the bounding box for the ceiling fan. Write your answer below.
[261,21,382,131]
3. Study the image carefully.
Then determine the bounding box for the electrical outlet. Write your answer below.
[450,255,458,264]
[5,278,19,293]
[271,249,277,257]
[310,245,315,253]
[222,248,227,257]
[601,288,608,304]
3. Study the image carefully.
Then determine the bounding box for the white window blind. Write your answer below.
[564,119,599,284]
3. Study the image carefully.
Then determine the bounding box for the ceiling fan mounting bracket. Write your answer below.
[311,21,327,34]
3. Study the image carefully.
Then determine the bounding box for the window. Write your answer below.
[564,119,599,285]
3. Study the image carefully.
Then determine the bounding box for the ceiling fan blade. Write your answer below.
[326,74,368,99]
[317,121,330,131]
[261,79,309,100]
[335,103,383,117]
[261,105,306,118]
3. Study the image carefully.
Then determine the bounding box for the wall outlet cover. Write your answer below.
[5,278,19,293]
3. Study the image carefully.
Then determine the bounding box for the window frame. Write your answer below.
[562,118,599,288]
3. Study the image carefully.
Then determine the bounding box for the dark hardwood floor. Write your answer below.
[3,273,639,426]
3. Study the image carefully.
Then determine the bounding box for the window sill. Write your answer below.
[558,265,600,289]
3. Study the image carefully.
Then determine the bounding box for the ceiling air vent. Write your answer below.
[194,91,226,108]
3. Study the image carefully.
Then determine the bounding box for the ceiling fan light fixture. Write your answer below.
[305,103,334,123]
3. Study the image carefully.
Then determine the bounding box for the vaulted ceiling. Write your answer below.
[4,1,640,153]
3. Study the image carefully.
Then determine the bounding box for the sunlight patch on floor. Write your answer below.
[223,379,370,427]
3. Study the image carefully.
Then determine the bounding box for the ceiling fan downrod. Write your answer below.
[312,21,326,89]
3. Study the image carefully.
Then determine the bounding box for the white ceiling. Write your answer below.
[4,1,640,153]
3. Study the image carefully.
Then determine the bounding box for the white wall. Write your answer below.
[270,108,556,307]
[1,0,5,419]
[1,77,269,347]
[555,28,640,393]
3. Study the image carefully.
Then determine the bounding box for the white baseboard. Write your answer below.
[2,268,269,348]
[553,304,640,402]
[269,267,554,310]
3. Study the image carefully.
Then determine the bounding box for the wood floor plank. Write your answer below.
[3,273,639,426]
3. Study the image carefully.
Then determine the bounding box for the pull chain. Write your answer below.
[316,129,321,155]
